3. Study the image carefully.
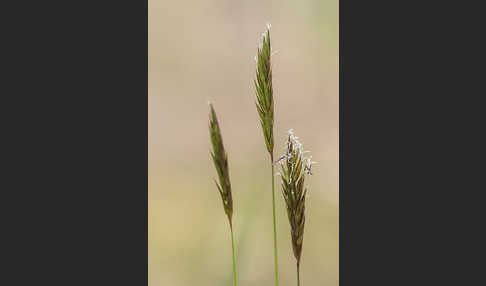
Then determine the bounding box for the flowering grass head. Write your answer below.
[278,129,315,267]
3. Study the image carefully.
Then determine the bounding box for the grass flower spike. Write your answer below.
[208,103,237,286]
[278,129,314,286]
[254,23,279,286]
[255,23,274,156]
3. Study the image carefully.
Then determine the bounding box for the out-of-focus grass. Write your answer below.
[149,0,338,285]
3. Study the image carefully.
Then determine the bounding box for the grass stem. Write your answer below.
[297,262,300,286]
[271,157,279,286]
[230,225,237,286]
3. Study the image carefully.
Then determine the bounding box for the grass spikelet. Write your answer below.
[208,103,237,286]
[278,129,314,286]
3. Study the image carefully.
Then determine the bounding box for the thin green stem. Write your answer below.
[230,225,237,286]
[271,156,279,286]
[297,263,300,286]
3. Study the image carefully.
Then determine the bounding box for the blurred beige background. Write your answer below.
[149,0,338,285]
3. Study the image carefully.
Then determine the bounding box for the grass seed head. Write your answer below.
[208,103,233,226]
[255,25,274,157]
[278,129,314,266]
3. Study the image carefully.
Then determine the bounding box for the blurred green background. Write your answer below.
[149,0,338,285]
